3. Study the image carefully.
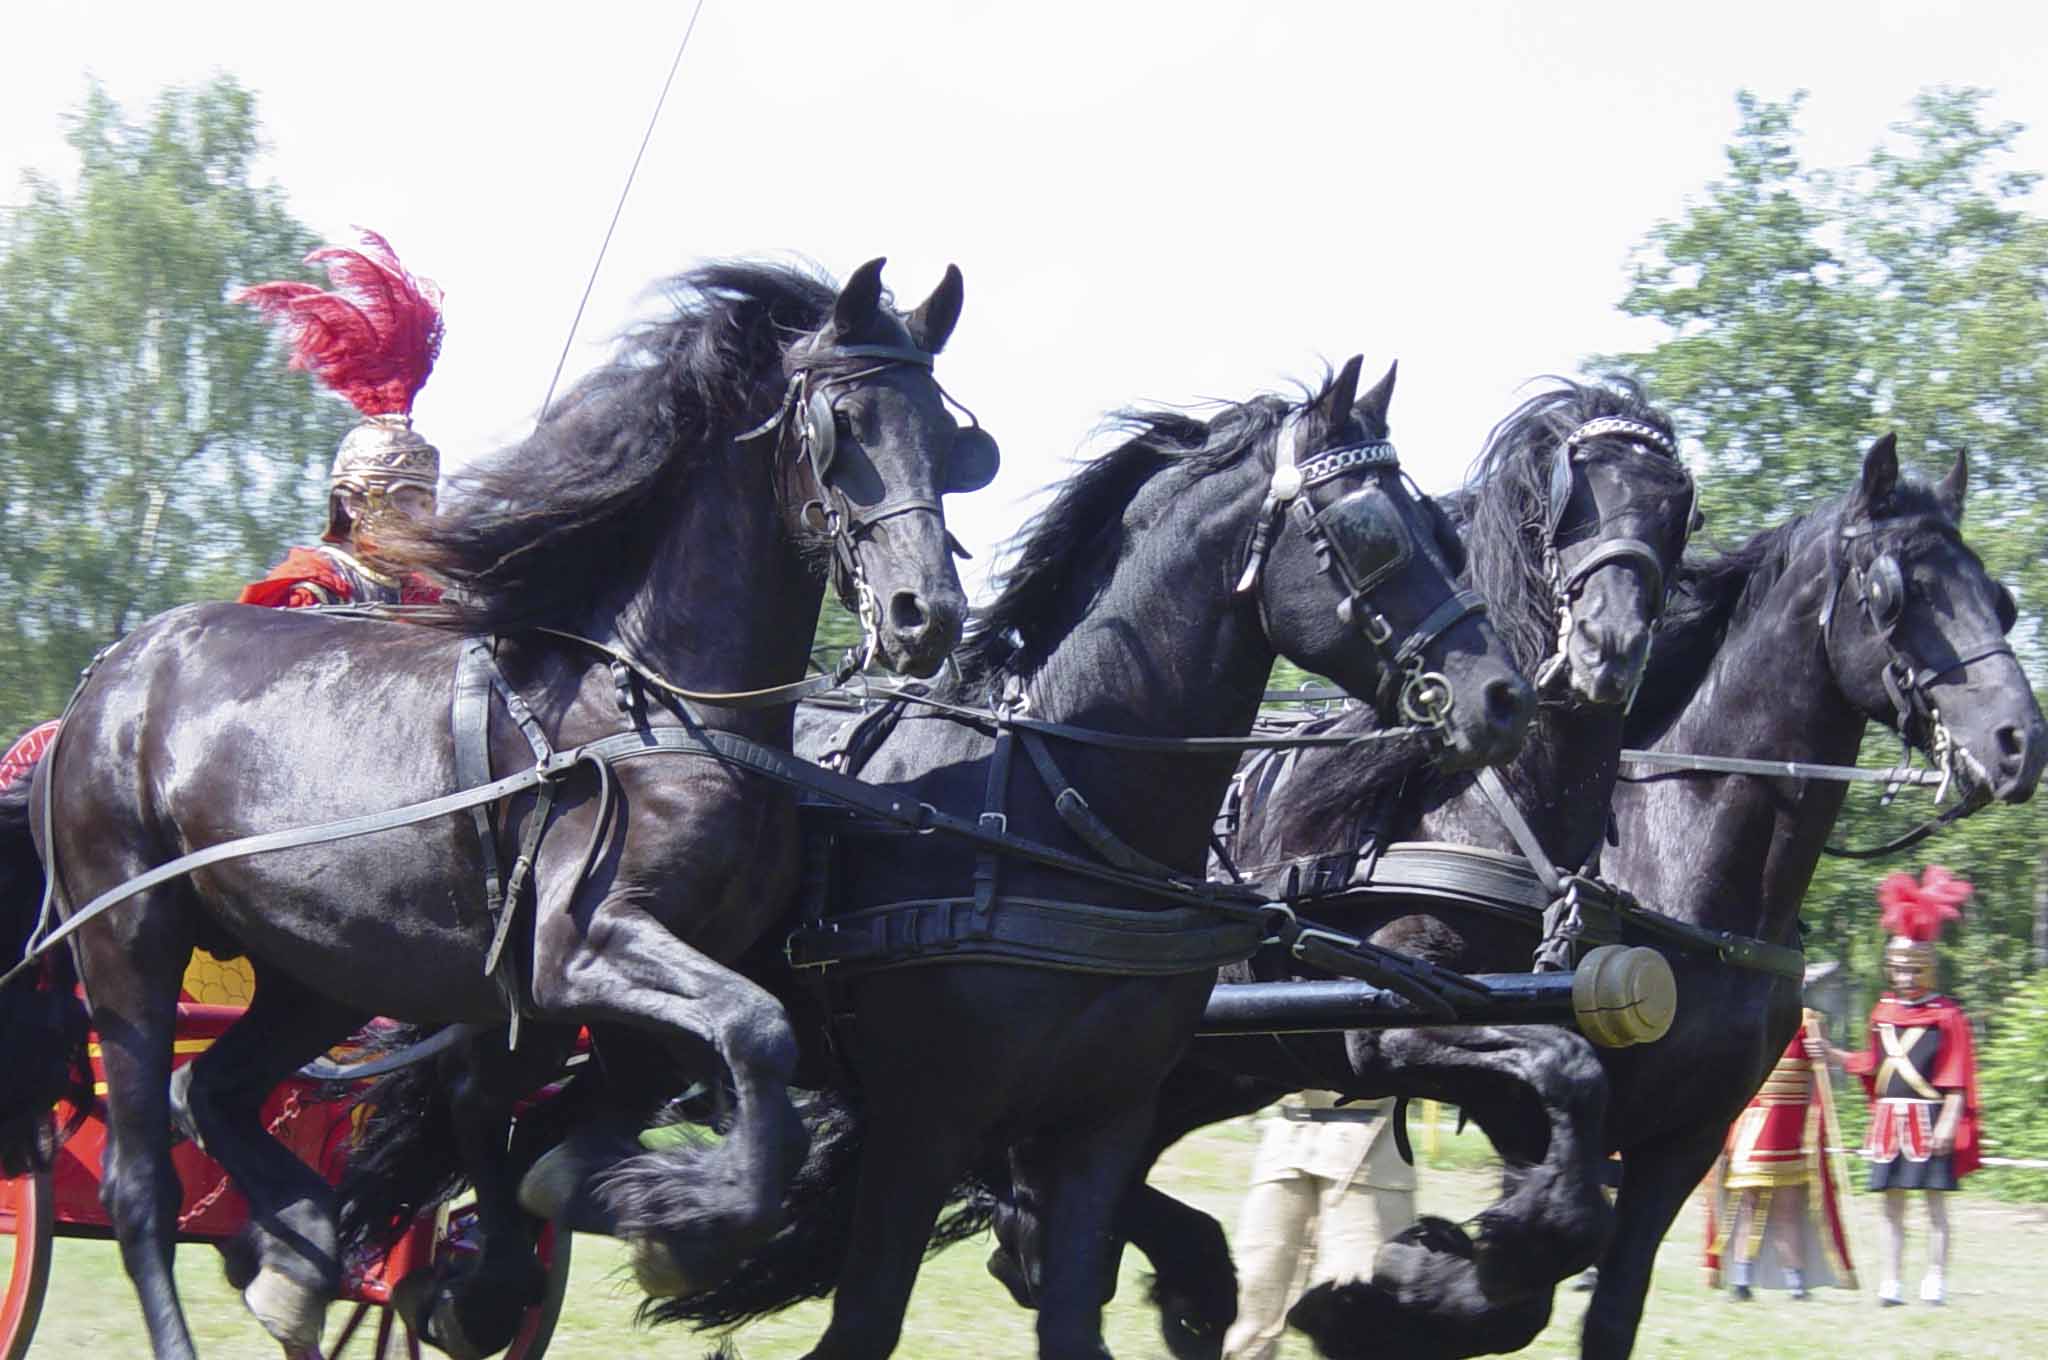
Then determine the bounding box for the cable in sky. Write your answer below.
[540,0,707,419]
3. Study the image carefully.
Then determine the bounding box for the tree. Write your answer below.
[1598,88,2048,1052]
[0,77,352,735]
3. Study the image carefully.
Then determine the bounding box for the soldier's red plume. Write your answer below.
[235,229,445,419]
[1876,864,1971,943]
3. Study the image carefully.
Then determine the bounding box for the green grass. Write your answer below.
[6,1116,2045,1357]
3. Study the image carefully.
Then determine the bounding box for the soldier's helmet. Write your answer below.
[1876,864,1971,994]
[236,230,445,543]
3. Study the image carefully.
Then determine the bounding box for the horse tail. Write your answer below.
[645,1087,1001,1330]
[0,766,92,1176]
[335,1025,471,1255]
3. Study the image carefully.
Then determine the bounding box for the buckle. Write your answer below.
[978,812,1008,835]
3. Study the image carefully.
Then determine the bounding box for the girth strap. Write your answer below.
[454,639,555,1034]
[1327,841,1806,980]
[784,895,1264,977]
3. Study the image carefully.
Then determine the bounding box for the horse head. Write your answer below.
[771,258,979,677]
[1465,381,1698,708]
[1246,357,1533,770]
[1819,434,2045,803]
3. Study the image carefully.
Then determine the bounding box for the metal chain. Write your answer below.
[175,1085,308,1230]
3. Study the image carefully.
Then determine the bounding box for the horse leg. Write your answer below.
[780,1097,971,1360]
[1019,1103,1162,1360]
[400,1027,578,1360]
[172,965,368,1354]
[1288,1026,1609,1360]
[1122,1183,1239,1360]
[520,904,806,1294]
[76,903,203,1360]
[1581,1121,1723,1360]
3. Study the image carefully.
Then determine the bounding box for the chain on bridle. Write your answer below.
[739,339,1000,665]
[1235,416,1485,732]
[1530,416,1696,697]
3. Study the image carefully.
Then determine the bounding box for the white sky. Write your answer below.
[8,1,2047,594]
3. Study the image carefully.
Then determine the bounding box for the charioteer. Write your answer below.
[235,229,446,609]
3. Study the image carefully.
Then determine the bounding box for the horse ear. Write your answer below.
[906,264,964,355]
[1352,360,1398,436]
[833,257,889,337]
[1857,431,1899,509]
[1937,447,1968,521]
[1310,355,1365,440]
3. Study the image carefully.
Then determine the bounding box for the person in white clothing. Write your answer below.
[1222,1090,1417,1360]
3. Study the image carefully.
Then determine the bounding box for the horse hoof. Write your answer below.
[245,1265,326,1352]
[518,1143,585,1220]
[627,1233,698,1298]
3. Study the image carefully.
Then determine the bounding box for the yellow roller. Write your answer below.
[1571,945,1676,1048]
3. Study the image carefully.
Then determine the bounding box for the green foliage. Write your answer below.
[1599,87,2048,1033]
[1977,970,2048,1200]
[0,77,351,736]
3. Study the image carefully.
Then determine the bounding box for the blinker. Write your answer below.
[1315,486,1413,594]
[946,422,1001,495]
[1866,553,1905,629]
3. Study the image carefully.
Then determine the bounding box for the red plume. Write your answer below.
[1876,864,1971,943]
[235,229,444,418]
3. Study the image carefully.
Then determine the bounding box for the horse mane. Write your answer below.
[1625,476,1955,744]
[377,260,842,633]
[955,382,1325,688]
[1279,378,1685,841]
[1455,377,1682,670]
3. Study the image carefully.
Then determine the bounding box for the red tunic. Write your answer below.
[1703,1010,1858,1288]
[236,546,440,609]
[1843,993,1981,1179]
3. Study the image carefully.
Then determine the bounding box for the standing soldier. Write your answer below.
[1835,865,1982,1307]
[1222,1090,1416,1360]
[235,229,446,609]
[1704,960,1858,1300]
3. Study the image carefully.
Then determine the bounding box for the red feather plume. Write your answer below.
[235,229,444,418]
[1876,864,1971,943]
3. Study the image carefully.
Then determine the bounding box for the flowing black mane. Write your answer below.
[1626,477,1955,744]
[1449,378,1682,670]
[1279,379,1683,841]
[955,385,1315,687]
[381,260,843,632]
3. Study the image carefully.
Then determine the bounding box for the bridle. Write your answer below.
[1532,416,1696,695]
[1817,515,2015,811]
[1235,416,1487,730]
[739,338,999,664]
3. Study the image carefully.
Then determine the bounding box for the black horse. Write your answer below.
[354,356,1537,1359]
[1569,435,2044,1359]
[719,356,1534,1360]
[1,258,982,1360]
[986,379,1700,1357]
[1287,436,2045,1359]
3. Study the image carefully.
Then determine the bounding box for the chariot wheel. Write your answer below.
[0,1161,54,1360]
[327,1204,570,1359]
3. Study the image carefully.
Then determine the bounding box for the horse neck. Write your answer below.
[1419,701,1626,875]
[1021,456,1276,871]
[1616,539,1863,938]
[579,439,822,709]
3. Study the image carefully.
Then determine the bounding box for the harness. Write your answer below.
[1532,416,1693,695]
[1815,517,2010,856]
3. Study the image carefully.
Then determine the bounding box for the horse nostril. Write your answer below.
[1485,674,1534,735]
[889,591,929,635]
[1996,722,2027,768]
